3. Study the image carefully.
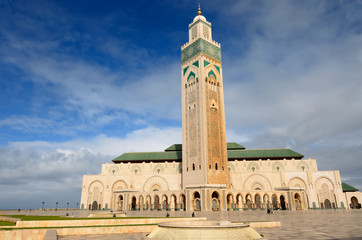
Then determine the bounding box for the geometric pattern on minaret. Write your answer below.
[181,6,229,188]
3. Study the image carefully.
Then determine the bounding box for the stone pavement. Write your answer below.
[58,209,362,240]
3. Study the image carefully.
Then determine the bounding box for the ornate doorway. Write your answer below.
[193,191,201,211]
[91,201,98,210]
[294,193,302,210]
[351,197,360,209]
[211,191,220,211]
[324,199,332,209]
[280,195,286,210]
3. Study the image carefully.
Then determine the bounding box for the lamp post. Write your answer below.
[56,202,58,211]
[77,203,79,209]
[67,202,69,211]
[42,201,45,211]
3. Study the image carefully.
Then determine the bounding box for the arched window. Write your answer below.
[192,163,195,171]
[215,163,218,170]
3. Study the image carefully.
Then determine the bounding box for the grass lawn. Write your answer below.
[0,221,16,226]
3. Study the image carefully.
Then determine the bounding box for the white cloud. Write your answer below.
[0,126,181,209]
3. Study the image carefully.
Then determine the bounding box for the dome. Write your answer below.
[193,15,207,22]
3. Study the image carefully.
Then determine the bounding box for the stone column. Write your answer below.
[201,189,206,211]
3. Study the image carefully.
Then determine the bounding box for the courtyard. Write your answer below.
[58,209,362,240]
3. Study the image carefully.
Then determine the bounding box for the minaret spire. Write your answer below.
[181,9,228,196]
[198,4,202,15]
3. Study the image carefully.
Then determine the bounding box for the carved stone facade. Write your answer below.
[81,156,349,211]
[181,11,228,188]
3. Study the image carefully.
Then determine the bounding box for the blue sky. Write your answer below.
[1,0,362,209]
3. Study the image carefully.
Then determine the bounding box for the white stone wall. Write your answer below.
[81,161,182,210]
[81,158,347,211]
[227,159,346,209]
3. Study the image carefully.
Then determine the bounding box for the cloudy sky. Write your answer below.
[0,0,361,210]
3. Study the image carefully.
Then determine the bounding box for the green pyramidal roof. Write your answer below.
[112,143,303,163]
[342,182,359,192]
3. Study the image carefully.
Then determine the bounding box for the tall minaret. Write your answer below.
[181,6,228,188]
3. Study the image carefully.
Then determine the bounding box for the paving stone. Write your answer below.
[54,210,362,240]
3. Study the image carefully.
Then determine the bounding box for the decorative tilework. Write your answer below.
[214,65,220,73]
[183,66,189,76]
[204,60,210,67]
[192,60,199,68]
[181,39,221,63]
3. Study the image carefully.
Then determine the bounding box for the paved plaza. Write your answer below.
[58,210,362,240]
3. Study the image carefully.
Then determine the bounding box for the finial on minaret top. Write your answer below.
[198,4,202,15]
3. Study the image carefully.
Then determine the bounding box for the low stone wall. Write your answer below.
[87,213,126,218]
[0,216,20,223]
[56,224,156,236]
[15,217,205,228]
[0,225,157,240]
[249,221,281,228]
[0,229,48,240]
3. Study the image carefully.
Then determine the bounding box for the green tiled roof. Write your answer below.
[112,143,303,163]
[227,149,303,160]
[165,144,182,151]
[342,182,359,192]
[227,142,246,150]
[113,151,182,163]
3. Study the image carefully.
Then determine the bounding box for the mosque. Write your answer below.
[80,7,361,212]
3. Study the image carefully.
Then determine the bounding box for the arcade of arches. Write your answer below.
[110,190,338,211]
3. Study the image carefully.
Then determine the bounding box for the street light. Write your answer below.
[56,202,58,211]
[76,203,79,209]
[67,202,69,211]
[42,201,45,211]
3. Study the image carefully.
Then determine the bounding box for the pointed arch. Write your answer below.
[236,193,243,209]
[244,174,272,191]
[226,193,234,210]
[111,180,128,192]
[288,177,307,189]
[187,71,196,82]
[208,70,217,80]
[143,176,169,192]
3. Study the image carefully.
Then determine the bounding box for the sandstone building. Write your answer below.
[80,7,361,212]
